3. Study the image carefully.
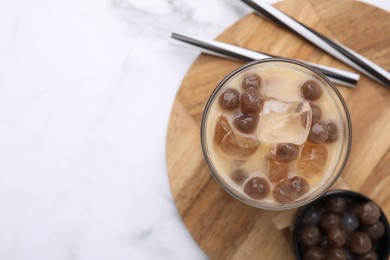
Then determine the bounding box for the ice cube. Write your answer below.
[214,115,258,158]
[257,100,312,145]
[267,157,288,183]
[214,115,231,145]
[297,142,328,178]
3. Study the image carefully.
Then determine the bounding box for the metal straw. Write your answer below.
[241,0,390,88]
[171,33,359,88]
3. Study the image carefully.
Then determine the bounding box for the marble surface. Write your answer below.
[0,0,388,259]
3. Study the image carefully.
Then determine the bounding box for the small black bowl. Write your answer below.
[293,189,390,259]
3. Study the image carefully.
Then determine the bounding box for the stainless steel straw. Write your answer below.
[171,33,360,88]
[241,0,390,88]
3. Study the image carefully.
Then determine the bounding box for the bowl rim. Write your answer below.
[292,189,390,259]
[200,58,353,210]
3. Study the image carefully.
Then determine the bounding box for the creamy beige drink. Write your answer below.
[201,59,351,209]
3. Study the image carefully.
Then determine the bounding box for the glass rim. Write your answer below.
[200,58,352,210]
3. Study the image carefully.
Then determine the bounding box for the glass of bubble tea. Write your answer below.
[200,58,352,210]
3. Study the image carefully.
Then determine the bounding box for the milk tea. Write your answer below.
[203,60,347,207]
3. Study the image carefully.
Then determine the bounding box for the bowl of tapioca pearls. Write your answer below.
[293,190,390,260]
[201,58,352,210]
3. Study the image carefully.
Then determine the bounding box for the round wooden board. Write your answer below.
[166,0,390,259]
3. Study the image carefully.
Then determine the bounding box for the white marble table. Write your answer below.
[0,0,388,259]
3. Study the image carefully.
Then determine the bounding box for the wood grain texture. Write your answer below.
[166,0,390,258]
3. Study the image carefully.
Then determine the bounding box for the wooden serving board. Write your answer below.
[166,0,390,259]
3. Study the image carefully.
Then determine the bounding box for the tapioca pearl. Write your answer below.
[358,202,381,225]
[310,102,322,120]
[300,225,321,247]
[327,228,347,248]
[290,176,309,197]
[326,121,339,143]
[300,80,323,101]
[300,103,321,127]
[362,221,385,241]
[230,169,248,184]
[356,251,378,260]
[308,120,329,144]
[243,177,270,200]
[241,73,261,90]
[303,207,323,226]
[303,247,326,260]
[271,143,300,163]
[233,114,259,133]
[349,232,372,255]
[326,248,347,260]
[341,212,359,232]
[326,197,347,214]
[218,88,240,111]
[273,178,298,204]
[240,88,263,115]
[321,213,341,232]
